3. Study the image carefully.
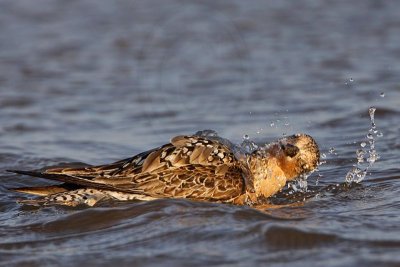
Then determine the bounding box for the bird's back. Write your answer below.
[10,134,248,206]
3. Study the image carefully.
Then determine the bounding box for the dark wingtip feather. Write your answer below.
[8,168,151,196]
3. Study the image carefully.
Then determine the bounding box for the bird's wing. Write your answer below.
[10,135,246,201]
[42,148,159,178]
[119,164,245,201]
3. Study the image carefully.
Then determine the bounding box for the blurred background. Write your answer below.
[1,0,400,266]
[1,0,398,163]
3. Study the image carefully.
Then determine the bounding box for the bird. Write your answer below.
[7,130,320,207]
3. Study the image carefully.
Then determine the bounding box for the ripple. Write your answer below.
[263,225,338,249]
[0,97,35,108]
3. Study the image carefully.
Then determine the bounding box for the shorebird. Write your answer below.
[8,130,319,207]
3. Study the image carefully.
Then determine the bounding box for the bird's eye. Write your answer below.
[283,144,299,157]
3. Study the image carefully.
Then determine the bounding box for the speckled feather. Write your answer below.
[9,133,320,206]
[12,135,248,205]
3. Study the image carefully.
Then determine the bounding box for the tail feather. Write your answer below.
[12,185,75,196]
[7,169,148,195]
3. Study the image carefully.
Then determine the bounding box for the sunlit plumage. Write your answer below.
[8,131,319,207]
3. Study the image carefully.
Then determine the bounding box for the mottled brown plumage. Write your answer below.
[8,132,319,207]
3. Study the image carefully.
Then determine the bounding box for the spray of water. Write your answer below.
[288,173,309,193]
[240,134,259,153]
[345,107,380,184]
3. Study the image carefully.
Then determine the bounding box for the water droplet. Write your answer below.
[349,78,354,82]
[243,134,249,140]
[270,122,275,127]
[329,147,335,154]
[377,132,383,137]
[346,166,366,183]
[321,153,326,159]
[369,107,376,129]
[368,150,379,164]
[346,106,381,184]
[356,149,365,163]
[282,133,286,136]
[380,92,385,97]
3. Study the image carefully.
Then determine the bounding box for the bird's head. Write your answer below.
[265,133,320,181]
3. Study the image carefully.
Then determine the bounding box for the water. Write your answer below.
[345,107,380,184]
[1,0,400,266]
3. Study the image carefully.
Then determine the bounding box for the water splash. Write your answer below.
[345,77,354,85]
[291,174,308,192]
[240,134,259,153]
[316,173,323,186]
[345,107,380,184]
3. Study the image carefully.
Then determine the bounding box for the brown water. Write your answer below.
[1,0,400,266]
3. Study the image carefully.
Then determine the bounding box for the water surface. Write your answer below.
[1,0,400,266]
